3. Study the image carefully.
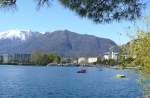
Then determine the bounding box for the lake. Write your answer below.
[0,65,143,98]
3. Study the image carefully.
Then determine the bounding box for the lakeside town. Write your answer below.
[0,51,121,65]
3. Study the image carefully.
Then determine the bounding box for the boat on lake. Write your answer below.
[77,69,86,73]
[116,74,126,78]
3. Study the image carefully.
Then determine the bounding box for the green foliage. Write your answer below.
[0,0,144,23]
[97,58,117,66]
[97,56,102,64]
[126,30,150,73]
[106,59,117,66]
[47,53,61,63]
[117,49,134,67]
[40,54,49,65]
[125,57,135,65]
[31,50,61,65]
[0,0,16,5]
[123,19,150,97]
[117,51,126,66]
[60,0,144,23]
[31,50,44,65]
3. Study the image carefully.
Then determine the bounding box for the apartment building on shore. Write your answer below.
[0,54,31,64]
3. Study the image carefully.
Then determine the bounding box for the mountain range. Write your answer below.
[0,29,119,57]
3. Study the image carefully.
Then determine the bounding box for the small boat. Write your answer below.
[77,69,86,73]
[116,74,126,78]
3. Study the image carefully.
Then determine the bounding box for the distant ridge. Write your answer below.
[0,29,119,57]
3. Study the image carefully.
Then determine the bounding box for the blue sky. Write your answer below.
[0,0,149,45]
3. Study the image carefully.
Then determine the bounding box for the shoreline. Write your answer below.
[0,63,105,67]
[0,64,141,70]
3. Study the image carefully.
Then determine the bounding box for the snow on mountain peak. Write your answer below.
[0,30,33,40]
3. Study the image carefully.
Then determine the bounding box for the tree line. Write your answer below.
[31,51,61,65]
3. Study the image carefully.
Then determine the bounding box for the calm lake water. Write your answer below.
[0,65,143,98]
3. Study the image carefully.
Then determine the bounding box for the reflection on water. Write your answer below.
[0,65,147,98]
[138,74,150,98]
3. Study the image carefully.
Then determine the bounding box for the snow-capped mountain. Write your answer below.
[0,29,119,57]
[0,30,34,40]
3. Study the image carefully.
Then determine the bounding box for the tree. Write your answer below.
[31,50,45,65]
[127,30,150,73]
[0,0,144,23]
[0,0,16,9]
[40,54,49,65]
[60,0,144,23]
[117,50,126,66]
[31,51,61,65]
[47,53,61,63]
[97,56,102,64]
[0,0,16,5]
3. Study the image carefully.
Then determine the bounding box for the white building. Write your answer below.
[103,52,118,60]
[73,59,78,64]
[78,57,87,64]
[103,52,110,60]
[111,52,118,60]
[88,57,97,64]
[2,54,12,64]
